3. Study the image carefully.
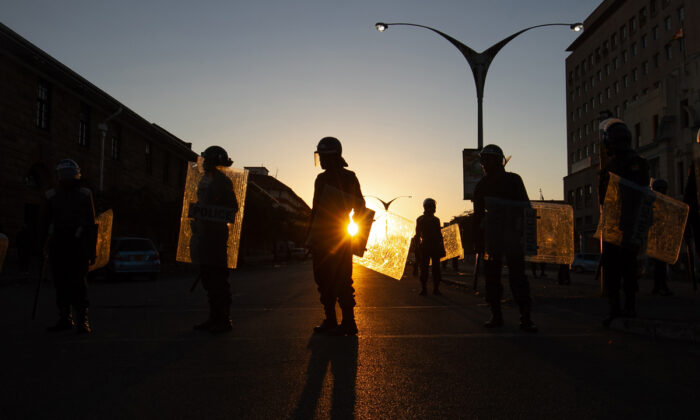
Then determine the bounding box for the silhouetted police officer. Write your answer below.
[192,146,238,333]
[308,137,365,336]
[473,145,537,332]
[416,198,446,295]
[599,118,650,326]
[42,159,97,333]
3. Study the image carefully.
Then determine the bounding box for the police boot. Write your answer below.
[330,308,358,336]
[484,303,504,328]
[76,307,92,334]
[208,305,233,334]
[602,295,622,327]
[313,307,338,334]
[47,306,74,332]
[519,302,538,333]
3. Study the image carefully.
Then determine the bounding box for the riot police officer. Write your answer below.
[599,118,650,326]
[415,198,446,295]
[192,146,238,333]
[473,144,537,332]
[308,137,365,336]
[42,159,97,333]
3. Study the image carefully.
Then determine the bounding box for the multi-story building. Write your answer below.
[0,22,197,265]
[563,0,700,252]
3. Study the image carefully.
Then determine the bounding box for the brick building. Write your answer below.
[0,22,197,265]
[563,0,700,252]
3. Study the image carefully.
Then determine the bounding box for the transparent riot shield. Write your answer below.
[485,198,573,264]
[176,159,248,269]
[595,173,688,264]
[440,223,464,262]
[353,211,415,280]
[484,197,535,257]
[524,203,574,265]
[89,209,113,272]
[0,233,8,273]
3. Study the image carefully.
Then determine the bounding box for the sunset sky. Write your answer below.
[2,0,599,221]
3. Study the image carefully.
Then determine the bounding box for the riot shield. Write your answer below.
[440,223,464,262]
[353,211,415,280]
[484,197,535,257]
[595,173,688,264]
[485,198,573,264]
[176,158,248,269]
[524,203,574,265]
[0,233,8,273]
[89,209,113,272]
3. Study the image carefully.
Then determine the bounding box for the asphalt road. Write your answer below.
[1,262,698,419]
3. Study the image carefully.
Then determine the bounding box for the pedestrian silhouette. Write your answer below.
[415,198,446,295]
[191,145,238,334]
[473,144,537,332]
[307,137,366,336]
[598,118,650,327]
[40,159,97,333]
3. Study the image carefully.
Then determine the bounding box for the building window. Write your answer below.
[623,74,629,87]
[653,53,660,68]
[35,80,51,130]
[631,42,637,56]
[615,81,620,93]
[681,99,690,128]
[678,6,685,21]
[605,64,610,75]
[640,7,648,25]
[629,17,637,33]
[606,87,611,98]
[652,114,659,140]
[643,61,649,75]
[664,16,672,31]
[641,34,648,48]
[598,70,602,81]
[145,142,152,174]
[615,105,620,117]
[634,123,641,148]
[652,26,659,40]
[665,44,673,60]
[650,0,657,16]
[591,77,595,88]
[577,187,584,209]
[613,56,619,70]
[78,103,90,148]
[611,33,617,48]
[110,125,121,160]
[568,190,574,205]
[599,93,604,104]
[585,185,592,207]
[622,49,628,63]
[593,142,597,154]
[632,68,638,81]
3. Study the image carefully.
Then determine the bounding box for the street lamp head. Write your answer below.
[375,22,388,32]
[570,23,584,32]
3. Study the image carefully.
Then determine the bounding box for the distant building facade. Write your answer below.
[563,0,700,252]
[0,23,197,266]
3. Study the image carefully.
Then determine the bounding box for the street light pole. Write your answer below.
[375,22,583,150]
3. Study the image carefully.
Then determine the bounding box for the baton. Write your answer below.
[189,273,202,293]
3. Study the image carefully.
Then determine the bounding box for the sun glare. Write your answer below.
[347,210,359,236]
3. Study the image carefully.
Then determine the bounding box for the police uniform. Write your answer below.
[473,169,534,326]
[310,166,364,330]
[192,168,238,330]
[415,213,445,294]
[43,184,96,332]
[599,149,650,318]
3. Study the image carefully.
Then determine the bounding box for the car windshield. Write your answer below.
[116,239,155,252]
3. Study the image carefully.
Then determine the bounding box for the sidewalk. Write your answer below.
[439,259,700,343]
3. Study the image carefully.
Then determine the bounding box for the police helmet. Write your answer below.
[314,137,348,167]
[56,159,81,180]
[651,178,668,194]
[423,198,436,211]
[599,118,632,151]
[201,145,233,167]
[480,144,505,166]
